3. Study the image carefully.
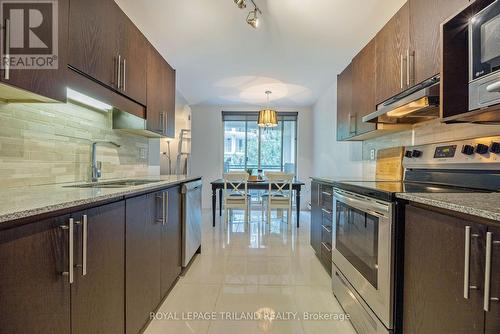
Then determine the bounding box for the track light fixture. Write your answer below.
[246,8,259,28]
[233,0,246,9]
[234,0,262,29]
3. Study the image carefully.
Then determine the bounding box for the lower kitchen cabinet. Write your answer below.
[125,186,182,333]
[403,204,500,334]
[125,193,162,334]
[0,215,71,334]
[310,180,333,276]
[71,201,125,334]
[160,186,182,297]
[310,181,322,254]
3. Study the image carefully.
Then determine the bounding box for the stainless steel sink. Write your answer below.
[65,179,162,189]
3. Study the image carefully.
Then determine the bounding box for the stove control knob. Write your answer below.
[405,150,413,158]
[476,144,489,155]
[490,142,500,154]
[461,144,475,156]
[412,150,422,158]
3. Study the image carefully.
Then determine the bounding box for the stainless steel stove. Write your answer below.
[330,137,500,334]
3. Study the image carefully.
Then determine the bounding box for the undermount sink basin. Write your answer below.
[65,179,162,189]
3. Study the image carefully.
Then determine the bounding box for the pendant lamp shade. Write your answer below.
[258,91,278,128]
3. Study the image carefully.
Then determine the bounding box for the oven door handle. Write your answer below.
[333,190,390,218]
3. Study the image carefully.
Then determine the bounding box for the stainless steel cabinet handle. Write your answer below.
[4,18,10,80]
[117,54,122,90]
[165,192,169,225]
[60,219,74,284]
[321,242,332,252]
[322,208,332,215]
[348,113,357,135]
[82,215,87,276]
[321,191,332,197]
[409,50,415,86]
[464,226,471,299]
[156,194,165,224]
[163,112,167,134]
[406,49,410,87]
[400,53,404,89]
[122,58,126,92]
[322,225,332,234]
[484,232,493,311]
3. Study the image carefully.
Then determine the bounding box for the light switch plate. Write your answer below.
[139,148,147,160]
[370,149,376,160]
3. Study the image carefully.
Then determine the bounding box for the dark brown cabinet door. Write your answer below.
[160,186,182,298]
[0,0,69,102]
[147,46,166,135]
[375,2,410,104]
[164,62,176,138]
[404,205,485,334]
[68,0,120,90]
[125,193,162,334]
[310,181,322,255]
[409,0,470,84]
[71,201,125,334]
[485,225,500,334]
[147,45,176,137]
[352,39,377,136]
[336,64,353,141]
[0,215,71,334]
[117,11,147,105]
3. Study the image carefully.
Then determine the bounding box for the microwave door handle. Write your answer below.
[486,81,500,93]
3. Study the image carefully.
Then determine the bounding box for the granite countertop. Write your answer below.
[396,193,500,222]
[0,175,202,224]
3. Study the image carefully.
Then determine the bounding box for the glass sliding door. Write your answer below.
[222,112,297,175]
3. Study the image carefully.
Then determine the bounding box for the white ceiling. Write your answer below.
[115,0,406,107]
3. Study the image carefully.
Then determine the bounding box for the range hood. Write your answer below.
[363,76,440,124]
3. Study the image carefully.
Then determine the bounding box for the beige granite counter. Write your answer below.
[396,193,500,222]
[0,175,201,224]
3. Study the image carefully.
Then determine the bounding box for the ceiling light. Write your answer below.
[67,88,113,111]
[258,91,278,128]
[246,8,259,28]
[234,0,246,9]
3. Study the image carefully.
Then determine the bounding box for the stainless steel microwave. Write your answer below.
[469,0,500,111]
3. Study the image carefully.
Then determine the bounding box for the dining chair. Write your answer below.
[262,172,294,226]
[223,172,250,226]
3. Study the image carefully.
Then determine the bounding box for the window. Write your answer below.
[222,112,298,175]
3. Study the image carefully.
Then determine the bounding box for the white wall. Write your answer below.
[190,105,313,209]
[312,81,364,179]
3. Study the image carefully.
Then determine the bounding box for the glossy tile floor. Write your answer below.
[145,209,356,334]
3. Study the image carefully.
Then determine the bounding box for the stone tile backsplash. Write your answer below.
[0,102,151,188]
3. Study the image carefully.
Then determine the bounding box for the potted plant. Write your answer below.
[246,168,258,181]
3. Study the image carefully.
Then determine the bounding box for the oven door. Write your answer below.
[470,0,500,81]
[332,188,394,330]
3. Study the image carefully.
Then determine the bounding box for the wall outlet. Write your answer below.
[370,149,376,161]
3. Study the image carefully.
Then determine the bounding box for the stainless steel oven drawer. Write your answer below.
[332,264,391,334]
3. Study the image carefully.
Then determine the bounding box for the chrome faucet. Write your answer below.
[91,141,121,182]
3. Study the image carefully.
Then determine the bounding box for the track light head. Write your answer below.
[246,9,259,28]
[234,0,246,9]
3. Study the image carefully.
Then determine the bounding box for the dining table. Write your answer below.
[210,179,305,228]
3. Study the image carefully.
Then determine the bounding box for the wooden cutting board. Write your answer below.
[376,147,404,181]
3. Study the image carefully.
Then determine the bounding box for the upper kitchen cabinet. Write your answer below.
[68,0,119,91]
[69,0,147,105]
[352,39,377,136]
[147,45,176,138]
[409,0,470,84]
[375,2,410,104]
[336,63,353,141]
[0,0,69,102]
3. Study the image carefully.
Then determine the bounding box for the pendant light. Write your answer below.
[258,91,278,128]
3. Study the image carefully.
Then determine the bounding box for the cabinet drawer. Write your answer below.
[321,224,332,245]
[321,208,333,226]
[320,242,333,275]
[321,187,333,209]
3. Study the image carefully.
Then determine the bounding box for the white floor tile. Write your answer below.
[144,209,356,334]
